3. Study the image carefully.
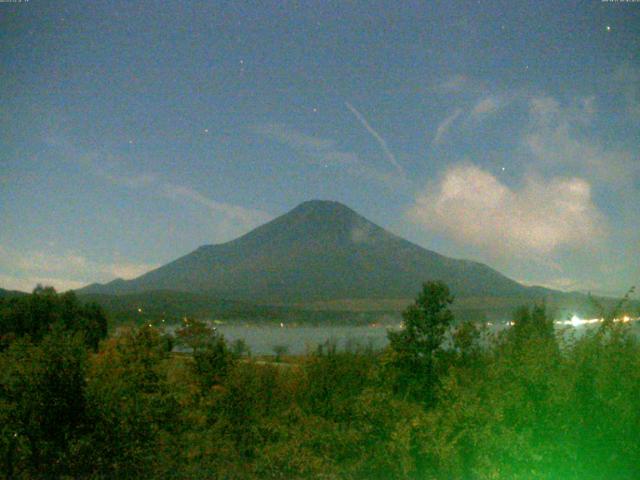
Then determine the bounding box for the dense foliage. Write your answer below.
[0,286,107,351]
[1,284,639,479]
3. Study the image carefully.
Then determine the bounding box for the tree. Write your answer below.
[272,344,289,363]
[176,318,233,389]
[508,303,555,348]
[590,285,636,330]
[230,338,251,358]
[175,318,214,355]
[193,334,234,390]
[0,286,107,351]
[451,319,484,367]
[0,328,88,477]
[77,325,180,478]
[387,281,454,405]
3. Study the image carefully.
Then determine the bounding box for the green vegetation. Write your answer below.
[0,285,107,351]
[1,284,639,478]
[387,281,454,404]
[78,289,404,327]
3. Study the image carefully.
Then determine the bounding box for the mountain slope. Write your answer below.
[78,200,553,303]
[0,287,28,298]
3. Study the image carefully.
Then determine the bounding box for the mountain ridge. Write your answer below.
[77,200,556,302]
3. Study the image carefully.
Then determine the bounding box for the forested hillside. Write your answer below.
[2,285,639,478]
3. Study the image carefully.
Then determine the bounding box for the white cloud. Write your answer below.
[433,108,462,145]
[0,246,159,291]
[407,164,606,255]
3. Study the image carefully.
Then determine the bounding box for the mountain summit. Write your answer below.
[78,200,542,302]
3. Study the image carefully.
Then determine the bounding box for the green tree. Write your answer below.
[302,340,377,421]
[507,303,556,349]
[272,344,289,363]
[387,281,454,405]
[175,318,214,355]
[423,319,640,480]
[176,318,234,389]
[0,286,107,351]
[0,328,87,478]
[77,326,180,478]
[193,333,234,390]
[230,338,251,358]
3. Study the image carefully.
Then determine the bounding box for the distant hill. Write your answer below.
[0,287,27,298]
[79,290,288,323]
[77,290,396,325]
[78,200,559,304]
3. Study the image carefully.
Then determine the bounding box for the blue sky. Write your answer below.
[1,0,639,295]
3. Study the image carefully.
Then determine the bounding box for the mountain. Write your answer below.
[78,200,558,305]
[0,287,27,298]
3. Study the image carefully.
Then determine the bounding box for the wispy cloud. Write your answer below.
[160,184,272,227]
[0,273,86,293]
[436,74,486,95]
[0,245,159,292]
[613,63,640,120]
[440,74,470,93]
[430,76,514,143]
[523,95,639,186]
[252,124,337,151]
[253,123,406,187]
[469,95,502,120]
[433,108,462,145]
[345,102,407,179]
[45,133,272,238]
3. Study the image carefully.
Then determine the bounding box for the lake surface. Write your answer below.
[212,319,640,356]
[216,324,395,355]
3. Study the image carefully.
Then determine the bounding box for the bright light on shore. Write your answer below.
[556,315,638,327]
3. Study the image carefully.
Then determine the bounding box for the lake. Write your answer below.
[215,324,395,355]
[212,318,640,356]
